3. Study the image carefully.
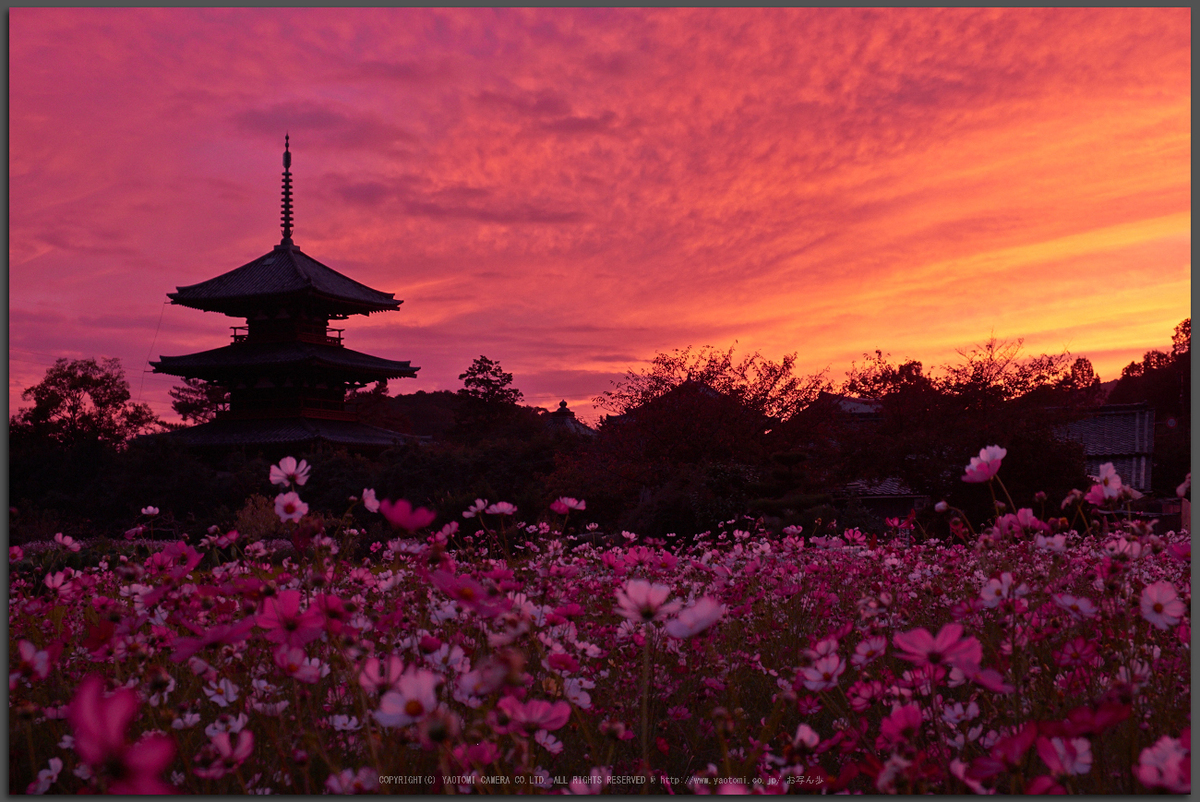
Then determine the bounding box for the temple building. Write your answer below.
[151,138,418,452]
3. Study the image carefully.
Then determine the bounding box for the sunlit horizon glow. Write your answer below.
[9,8,1190,426]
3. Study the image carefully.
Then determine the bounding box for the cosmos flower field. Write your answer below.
[8,450,1191,794]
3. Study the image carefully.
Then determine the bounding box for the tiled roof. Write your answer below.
[816,391,883,415]
[152,341,418,381]
[842,477,918,497]
[156,418,415,449]
[168,243,401,316]
[1059,403,1154,457]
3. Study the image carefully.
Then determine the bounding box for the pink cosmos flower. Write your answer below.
[1053,594,1098,620]
[325,768,380,794]
[274,491,308,523]
[851,635,887,667]
[1036,736,1092,776]
[664,596,726,638]
[893,623,982,670]
[273,645,323,683]
[1035,533,1067,552]
[497,695,572,734]
[615,578,682,623]
[1135,733,1190,793]
[484,501,517,515]
[570,767,611,795]
[16,640,53,680]
[9,545,23,562]
[270,456,310,487]
[170,616,257,663]
[550,497,586,514]
[793,723,820,750]
[1015,508,1048,533]
[361,488,380,513]
[379,499,437,531]
[67,675,175,794]
[375,668,441,727]
[194,730,254,780]
[877,703,924,749]
[979,572,1028,608]
[359,654,406,694]
[432,569,511,618]
[27,757,63,794]
[1178,473,1191,498]
[54,532,81,552]
[1094,462,1122,499]
[1140,580,1186,630]
[800,654,846,691]
[962,445,1006,483]
[255,589,325,647]
[847,679,884,712]
[462,498,488,518]
[203,678,240,707]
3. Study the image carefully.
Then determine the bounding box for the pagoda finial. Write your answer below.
[280,134,294,246]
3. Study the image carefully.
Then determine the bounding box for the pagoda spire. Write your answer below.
[280,134,294,246]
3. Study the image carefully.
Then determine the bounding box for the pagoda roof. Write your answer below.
[155,417,417,450]
[151,341,418,382]
[168,243,402,317]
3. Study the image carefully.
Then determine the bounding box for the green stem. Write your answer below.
[641,630,651,779]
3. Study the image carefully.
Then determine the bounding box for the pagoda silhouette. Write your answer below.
[151,137,418,452]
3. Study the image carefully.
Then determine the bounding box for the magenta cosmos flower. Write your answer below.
[67,675,175,794]
[893,623,982,670]
[497,695,572,735]
[269,456,310,487]
[550,496,586,514]
[1141,581,1187,630]
[615,578,682,623]
[379,498,437,531]
[961,445,1006,483]
[255,589,324,647]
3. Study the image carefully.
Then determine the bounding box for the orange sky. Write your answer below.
[9,8,1191,425]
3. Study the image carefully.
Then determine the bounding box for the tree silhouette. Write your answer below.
[11,357,162,447]
[458,356,524,405]
[168,377,230,424]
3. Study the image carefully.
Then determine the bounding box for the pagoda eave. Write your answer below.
[166,291,401,319]
[151,341,418,382]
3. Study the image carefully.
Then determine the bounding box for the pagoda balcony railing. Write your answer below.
[224,406,356,422]
[231,327,344,346]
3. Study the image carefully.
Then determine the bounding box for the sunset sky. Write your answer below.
[9,8,1191,424]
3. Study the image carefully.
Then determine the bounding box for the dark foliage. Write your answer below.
[10,357,163,448]
[168,377,230,424]
[11,325,1188,544]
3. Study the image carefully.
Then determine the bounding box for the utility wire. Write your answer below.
[139,301,169,404]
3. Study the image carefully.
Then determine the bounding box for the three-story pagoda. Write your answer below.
[152,138,418,451]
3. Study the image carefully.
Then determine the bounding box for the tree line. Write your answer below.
[8,320,1189,545]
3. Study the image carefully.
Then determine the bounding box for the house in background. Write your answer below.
[1058,402,1155,492]
[545,400,597,437]
[836,477,929,522]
